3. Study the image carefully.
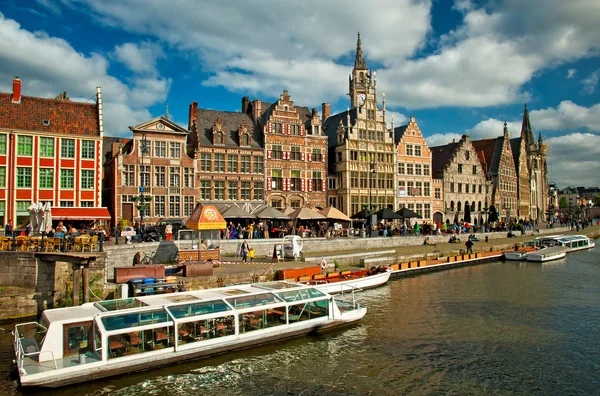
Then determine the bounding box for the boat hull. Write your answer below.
[503,252,528,261]
[19,310,366,388]
[314,271,391,295]
[526,246,568,262]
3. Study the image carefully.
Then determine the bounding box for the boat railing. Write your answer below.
[13,322,58,372]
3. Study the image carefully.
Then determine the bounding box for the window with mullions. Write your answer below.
[39,137,54,157]
[0,167,5,187]
[17,136,33,156]
[154,195,165,217]
[140,166,150,187]
[154,141,166,157]
[291,125,300,135]
[240,155,251,173]
[415,164,422,175]
[169,167,180,187]
[406,163,414,175]
[155,166,165,187]
[200,181,211,200]
[169,195,180,217]
[253,156,263,174]
[271,169,283,190]
[214,181,225,200]
[17,167,32,188]
[60,169,74,189]
[184,168,194,188]
[61,139,75,158]
[406,144,413,156]
[398,163,405,175]
[253,182,263,200]
[0,134,6,155]
[81,140,95,159]
[183,196,195,216]
[124,165,135,186]
[272,123,282,134]
[214,154,225,172]
[227,181,238,200]
[423,164,430,176]
[241,182,251,200]
[312,148,322,162]
[312,171,323,192]
[291,170,301,191]
[199,153,211,172]
[169,142,181,158]
[351,171,358,188]
[227,155,238,173]
[81,169,94,189]
[271,145,283,160]
[415,146,422,156]
[290,146,301,161]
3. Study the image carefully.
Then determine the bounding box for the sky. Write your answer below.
[1,0,599,188]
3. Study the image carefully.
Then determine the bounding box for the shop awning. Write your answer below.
[51,207,111,221]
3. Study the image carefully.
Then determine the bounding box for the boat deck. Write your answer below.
[21,351,102,375]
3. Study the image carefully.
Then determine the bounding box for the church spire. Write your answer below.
[503,121,509,138]
[354,32,366,70]
[521,103,534,148]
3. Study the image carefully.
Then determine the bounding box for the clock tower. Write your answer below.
[349,32,376,109]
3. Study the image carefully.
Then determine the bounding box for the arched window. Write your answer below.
[457,201,462,212]
[450,201,455,211]
[241,134,248,146]
[471,201,476,211]
[478,201,482,211]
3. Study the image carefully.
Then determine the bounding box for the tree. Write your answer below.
[559,196,568,209]
[593,195,600,207]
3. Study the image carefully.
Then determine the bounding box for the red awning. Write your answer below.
[51,207,111,221]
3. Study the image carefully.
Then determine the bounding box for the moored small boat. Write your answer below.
[13,281,366,388]
[312,270,392,295]
[526,246,568,262]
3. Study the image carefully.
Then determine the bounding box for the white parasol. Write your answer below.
[42,202,53,233]
[27,203,38,232]
[35,202,45,233]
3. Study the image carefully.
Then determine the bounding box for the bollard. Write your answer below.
[98,232,104,252]
[485,236,488,243]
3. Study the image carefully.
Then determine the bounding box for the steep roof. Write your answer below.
[430,142,460,177]
[510,137,523,172]
[354,32,367,70]
[521,104,535,148]
[193,109,263,149]
[472,138,503,175]
[393,124,408,144]
[322,108,358,148]
[0,93,99,136]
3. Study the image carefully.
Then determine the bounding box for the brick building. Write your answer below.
[394,116,434,221]
[188,101,265,212]
[257,90,327,209]
[324,33,396,216]
[104,116,196,226]
[0,77,105,227]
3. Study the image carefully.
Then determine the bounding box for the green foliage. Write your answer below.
[593,195,600,207]
[559,196,568,209]
[333,259,340,269]
[57,275,106,308]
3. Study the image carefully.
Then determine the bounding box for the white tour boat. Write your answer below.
[13,281,366,388]
[526,246,569,262]
[552,235,595,252]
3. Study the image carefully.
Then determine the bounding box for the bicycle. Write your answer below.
[139,251,157,265]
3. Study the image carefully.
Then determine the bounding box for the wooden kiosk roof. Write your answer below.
[185,203,227,230]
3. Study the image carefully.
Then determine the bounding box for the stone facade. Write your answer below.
[261,90,327,209]
[395,116,434,221]
[324,33,396,216]
[431,135,490,225]
[520,105,548,220]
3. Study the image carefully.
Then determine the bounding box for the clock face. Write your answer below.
[358,94,366,105]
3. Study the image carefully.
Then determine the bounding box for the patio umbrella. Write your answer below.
[319,207,351,222]
[283,207,295,216]
[375,208,403,220]
[464,203,472,223]
[288,207,326,220]
[255,206,290,220]
[27,203,37,231]
[351,208,371,219]
[396,207,422,219]
[42,202,53,232]
[488,205,499,223]
[35,202,45,232]
[221,205,256,219]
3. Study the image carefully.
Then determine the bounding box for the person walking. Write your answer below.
[165,223,173,241]
[465,239,474,254]
[241,239,250,263]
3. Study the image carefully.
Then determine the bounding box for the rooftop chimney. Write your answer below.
[252,99,262,121]
[12,77,21,103]
[242,96,249,114]
[322,103,331,123]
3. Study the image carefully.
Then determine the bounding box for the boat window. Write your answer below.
[107,326,173,359]
[287,300,329,323]
[178,315,235,346]
[168,300,231,319]
[101,308,169,331]
[96,298,147,312]
[239,307,287,334]
[275,288,326,302]
[226,293,280,309]
[251,281,301,290]
[64,321,93,357]
[94,323,102,353]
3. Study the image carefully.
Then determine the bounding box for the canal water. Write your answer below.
[0,246,598,395]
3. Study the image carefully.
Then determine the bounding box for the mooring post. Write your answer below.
[82,266,89,303]
[73,267,80,306]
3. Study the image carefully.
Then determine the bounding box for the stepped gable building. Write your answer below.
[520,104,548,220]
[104,115,196,226]
[431,135,489,225]
[471,122,519,221]
[323,33,397,216]
[0,77,106,227]
[394,116,435,222]
[253,90,327,209]
[509,129,531,219]
[188,101,265,213]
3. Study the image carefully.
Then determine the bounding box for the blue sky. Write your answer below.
[1,0,599,188]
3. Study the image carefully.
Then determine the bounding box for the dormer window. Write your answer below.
[238,119,251,147]
[212,117,225,145]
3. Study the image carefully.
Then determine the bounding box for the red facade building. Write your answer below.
[0,77,104,228]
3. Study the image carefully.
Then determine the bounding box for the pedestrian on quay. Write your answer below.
[165,223,173,241]
[241,239,250,263]
[5,219,13,237]
[465,239,474,254]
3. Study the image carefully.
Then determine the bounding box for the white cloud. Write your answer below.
[0,12,169,136]
[531,101,600,132]
[466,118,521,139]
[425,133,463,147]
[581,69,600,95]
[567,68,577,78]
[114,41,164,74]
[35,0,62,15]
[546,133,600,187]
[386,111,408,129]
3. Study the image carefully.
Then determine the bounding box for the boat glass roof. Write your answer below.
[96,298,147,312]
[222,289,250,296]
[168,300,231,319]
[225,292,282,309]
[276,288,326,302]
[101,308,169,331]
[167,294,201,303]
